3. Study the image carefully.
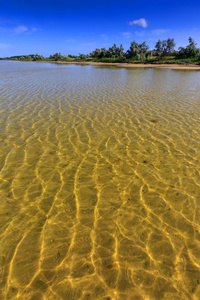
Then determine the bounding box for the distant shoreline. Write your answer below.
[2,59,200,70]
[39,60,200,70]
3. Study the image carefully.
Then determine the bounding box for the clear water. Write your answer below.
[0,61,200,300]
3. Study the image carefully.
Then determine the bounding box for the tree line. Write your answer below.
[49,37,199,61]
[89,37,199,60]
[1,37,199,62]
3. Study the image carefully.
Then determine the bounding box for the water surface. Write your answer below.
[0,61,200,299]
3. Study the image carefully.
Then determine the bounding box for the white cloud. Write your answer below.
[134,31,146,37]
[14,26,28,34]
[122,32,132,38]
[151,29,169,36]
[31,27,38,32]
[0,25,37,35]
[134,29,169,38]
[0,25,38,36]
[129,18,148,28]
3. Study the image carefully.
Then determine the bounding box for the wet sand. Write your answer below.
[45,60,200,70]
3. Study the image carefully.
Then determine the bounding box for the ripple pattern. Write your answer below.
[0,62,200,299]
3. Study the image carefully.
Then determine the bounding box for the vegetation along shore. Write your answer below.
[1,37,200,69]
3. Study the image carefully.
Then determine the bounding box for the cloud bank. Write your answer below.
[122,32,132,38]
[0,25,37,35]
[135,28,169,38]
[151,29,169,36]
[14,25,28,34]
[129,18,148,28]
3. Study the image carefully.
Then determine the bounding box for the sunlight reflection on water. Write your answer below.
[0,61,200,299]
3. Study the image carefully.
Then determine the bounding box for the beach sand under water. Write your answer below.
[0,61,200,299]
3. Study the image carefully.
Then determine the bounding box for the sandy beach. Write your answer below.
[45,60,200,70]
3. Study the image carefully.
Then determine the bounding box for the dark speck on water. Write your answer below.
[150,119,159,123]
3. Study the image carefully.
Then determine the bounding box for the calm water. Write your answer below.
[0,61,200,300]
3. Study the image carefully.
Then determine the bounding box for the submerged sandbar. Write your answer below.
[40,60,200,70]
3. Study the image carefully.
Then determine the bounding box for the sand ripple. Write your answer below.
[0,62,200,299]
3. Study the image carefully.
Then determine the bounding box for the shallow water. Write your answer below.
[0,61,200,300]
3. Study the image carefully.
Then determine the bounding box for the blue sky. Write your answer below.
[0,0,200,57]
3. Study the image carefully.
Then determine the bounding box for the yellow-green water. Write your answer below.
[0,61,200,300]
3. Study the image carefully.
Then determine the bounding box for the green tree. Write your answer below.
[90,48,101,57]
[100,48,107,58]
[127,41,149,60]
[138,42,149,59]
[107,44,117,58]
[127,41,139,58]
[26,55,32,60]
[177,37,199,58]
[79,53,87,60]
[186,37,199,57]
[155,39,162,57]
[162,40,167,56]
[119,44,124,58]
[155,38,176,57]
[49,53,62,61]
[33,53,43,61]
[90,44,124,59]
[166,38,176,54]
